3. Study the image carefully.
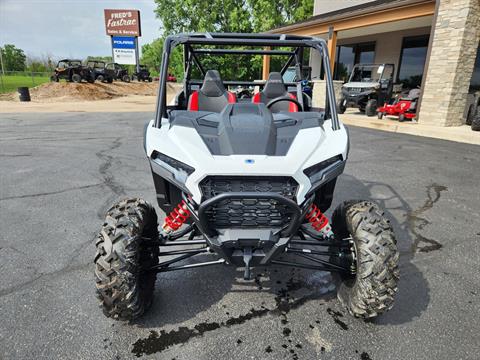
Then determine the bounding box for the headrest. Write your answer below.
[200,70,226,97]
[262,72,287,98]
[408,88,421,99]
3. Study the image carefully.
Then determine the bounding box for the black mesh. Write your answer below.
[200,176,298,228]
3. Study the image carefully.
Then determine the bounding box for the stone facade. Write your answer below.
[312,80,343,108]
[419,0,480,126]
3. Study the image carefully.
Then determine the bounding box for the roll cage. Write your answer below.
[154,33,340,131]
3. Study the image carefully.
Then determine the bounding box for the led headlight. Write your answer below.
[303,155,343,187]
[151,151,195,191]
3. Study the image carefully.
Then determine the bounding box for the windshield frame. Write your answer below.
[348,64,394,83]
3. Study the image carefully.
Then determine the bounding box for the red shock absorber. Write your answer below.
[162,200,191,233]
[305,204,333,237]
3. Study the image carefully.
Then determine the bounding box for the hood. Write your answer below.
[343,81,379,89]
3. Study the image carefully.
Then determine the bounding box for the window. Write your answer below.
[398,35,429,89]
[469,43,480,92]
[334,42,375,81]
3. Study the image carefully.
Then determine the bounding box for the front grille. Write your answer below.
[200,176,298,228]
[349,87,364,93]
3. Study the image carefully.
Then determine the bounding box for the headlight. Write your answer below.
[303,155,344,189]
[151,151,195,190]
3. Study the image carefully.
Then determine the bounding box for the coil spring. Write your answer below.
[305,204,329,231]
[162,200,191,233]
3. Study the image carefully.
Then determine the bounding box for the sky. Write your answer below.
[0,0,162,59]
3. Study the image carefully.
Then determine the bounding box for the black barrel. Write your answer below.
[18,87,31,102]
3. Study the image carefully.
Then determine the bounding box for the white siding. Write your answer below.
[314,0,377,15]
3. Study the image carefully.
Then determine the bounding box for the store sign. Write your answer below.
[112,36,136,65]
[104,9,141,36]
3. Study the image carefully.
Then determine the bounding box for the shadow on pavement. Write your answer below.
[334,174,430,326]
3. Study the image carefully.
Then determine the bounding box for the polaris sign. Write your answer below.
[104,9,141,70]
[112,37,135,49]
[112,36,136,65]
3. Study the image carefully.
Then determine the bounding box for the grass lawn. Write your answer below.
[0,75,50,94]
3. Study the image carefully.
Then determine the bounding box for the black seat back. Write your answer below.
[252,72,297,112]
[188,70,236,112]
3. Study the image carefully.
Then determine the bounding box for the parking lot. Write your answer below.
[1,112,479,360]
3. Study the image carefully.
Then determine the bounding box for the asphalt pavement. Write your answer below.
[0,112,479,360]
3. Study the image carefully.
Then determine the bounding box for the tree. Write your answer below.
[144,0,314,80]
[0,44,27,71]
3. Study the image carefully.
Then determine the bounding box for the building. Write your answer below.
[269,0,480,127]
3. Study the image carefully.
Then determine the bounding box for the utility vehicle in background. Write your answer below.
[86,60,114,83]
[132,65,153,82]
[94,33,399,322]
[106,62,131,82]
[337,63,394,116]
[50,59,94,83]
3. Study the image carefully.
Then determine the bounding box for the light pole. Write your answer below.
[0,46,5,75]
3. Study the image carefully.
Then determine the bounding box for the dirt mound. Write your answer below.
[0,81,181,102]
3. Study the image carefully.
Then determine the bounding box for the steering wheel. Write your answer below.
[266,96,303,112]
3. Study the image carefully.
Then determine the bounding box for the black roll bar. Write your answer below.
[154,33,340,131]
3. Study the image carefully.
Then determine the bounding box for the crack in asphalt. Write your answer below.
[0,262,90,298]
[407,183,447,253]
[95,137,126,219]
[0,153,32,157]
[0,182,104,201]
[0,234,95,298]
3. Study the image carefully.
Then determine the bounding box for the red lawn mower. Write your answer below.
[377,88,421,122]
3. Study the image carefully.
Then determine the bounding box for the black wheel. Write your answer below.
[107,77,113,84]
[466,105,474,126]
[72,74,82,83]
[472,112,480,131]
[337,97,347,114]
[398,113,406,122]
[50,75,58,82]
[377,112,384,119]
[148,77,153,82]
[365,99,377,117]
[330,201,399,319]
[94,198,160,321]
[122,74,130,82]
[97,75,105,82]
[87,76,95,84]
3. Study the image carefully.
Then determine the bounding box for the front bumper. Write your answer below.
[341,89,375,108]
[183,191,312,266]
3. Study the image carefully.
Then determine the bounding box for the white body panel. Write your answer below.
[343,81,379,89]
[145,117,349,204]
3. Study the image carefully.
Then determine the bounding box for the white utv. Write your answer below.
[94,33,399,321]
[337,63,395,116]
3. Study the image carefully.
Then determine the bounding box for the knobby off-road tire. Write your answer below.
[72,74,82,83]
[472,112,480,131]
[337,97,347,114]
[330,201,399,319]
[94,198,160,321]
[365,99,377,117]
[465,104,474,126]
